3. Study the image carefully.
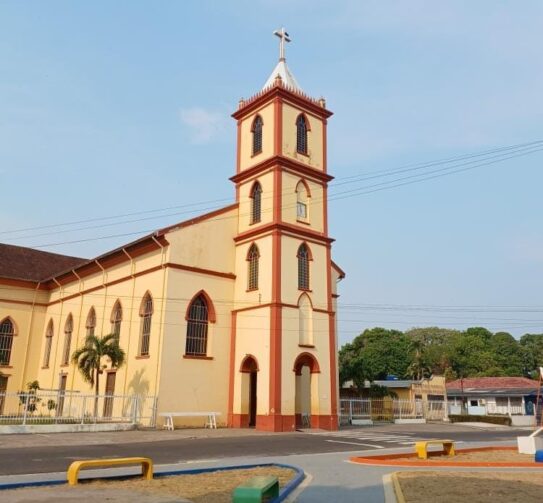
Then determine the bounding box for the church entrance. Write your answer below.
[240,355,259,428]
[249,370,257,427]
[294,353,320,429]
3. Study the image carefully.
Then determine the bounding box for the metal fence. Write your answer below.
[339,398,447,425]
[0,391,157,427]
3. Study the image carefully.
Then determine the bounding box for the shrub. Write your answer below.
[449,414,512,426]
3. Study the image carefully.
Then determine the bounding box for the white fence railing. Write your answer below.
[0,391,157,427]
[339,398,447,425]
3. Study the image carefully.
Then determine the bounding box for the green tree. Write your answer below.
[404,327,459,376]
[339,328,412,389]
[520,333,543,377]
[488,332,524,376]
[448,328,498,378]
[71,334,126,416]
[406,338,431,380]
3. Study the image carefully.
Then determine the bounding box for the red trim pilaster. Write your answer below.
[227,311,237,427]
[326,245,339,427]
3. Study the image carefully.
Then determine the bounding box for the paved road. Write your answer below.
[0,423,525,476]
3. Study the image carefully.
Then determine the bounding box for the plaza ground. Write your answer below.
[0,423,534,502]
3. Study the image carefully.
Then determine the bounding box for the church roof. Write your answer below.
[0,243,86,282]
[262,59,301,91]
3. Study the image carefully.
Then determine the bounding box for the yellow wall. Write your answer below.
[0,287,48,392]
[282,103,324,171]
[233,307,271,415]
[281,171,324,232]
[239,102,275,172]
[234,235,273,306]
[237,171,274,234]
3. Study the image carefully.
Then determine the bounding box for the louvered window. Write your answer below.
[247,244,260,291]
[251,182,262,224]
[43,320,54,367]
[252,115,263,155]
[111,302,122,339]
[297,243,310,290]
[86,308,96,337]
[0,318,14,366]
[185,295,209,356]
[139,294,153,356]
[62,315,73,365]
[296,114,308,154]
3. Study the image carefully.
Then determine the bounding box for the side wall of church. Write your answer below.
[155,212,238,427]
[0,286,49,392]
[36,249,167,400]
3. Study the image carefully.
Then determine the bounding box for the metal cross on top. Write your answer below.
[274,27,291,61]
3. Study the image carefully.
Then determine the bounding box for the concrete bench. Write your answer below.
[415,439,455,459]
[67,457,153,485]
[232,475,279,502]
[159,411,221,430]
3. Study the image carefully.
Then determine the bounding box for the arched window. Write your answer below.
[0,318,15,366]
[43,319,54,368]
[247,243,260,291]
[250,182,262,224]
[296,180,309,221]
[252,115,263,155]
[185,294,209,356]
[297,243,311,290]
[139,293,153,356]
[296,114,308,154]
[298,294,313,346]
[111,301,122,339]
[62,315,73,365]
[86,308,96,337]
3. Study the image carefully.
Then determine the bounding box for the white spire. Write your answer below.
[262,27,302,91]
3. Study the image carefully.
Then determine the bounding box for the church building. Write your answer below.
[0,30,344,431]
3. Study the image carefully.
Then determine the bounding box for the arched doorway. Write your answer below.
[240,355,259,427]
[293,352,320,429]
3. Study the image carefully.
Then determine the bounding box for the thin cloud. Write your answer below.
[179,107,229,144]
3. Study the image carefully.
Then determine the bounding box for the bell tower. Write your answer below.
[227,29,340,431]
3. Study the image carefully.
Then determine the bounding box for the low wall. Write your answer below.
[512,415,536,427]
[0,423,136,435]
[394,418,426,425]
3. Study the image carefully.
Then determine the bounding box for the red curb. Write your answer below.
[350,446,543,468]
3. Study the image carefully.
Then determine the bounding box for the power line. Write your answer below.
[4,139,542,243]
[12,141,543,249]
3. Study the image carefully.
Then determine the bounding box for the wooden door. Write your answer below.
[57,374,67,417]
[103,372,116,418]
[249,371,257,427]
[0,376,7,415]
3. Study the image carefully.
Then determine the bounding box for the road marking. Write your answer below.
[182,459,219,464]
[326,440,384,448]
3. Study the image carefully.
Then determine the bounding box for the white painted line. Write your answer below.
[326,440,385,448]
[182,459,219,464]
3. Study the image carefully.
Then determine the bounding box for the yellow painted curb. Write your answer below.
[391,472,407,503]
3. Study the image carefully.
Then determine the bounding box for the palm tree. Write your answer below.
[72,333,126,417]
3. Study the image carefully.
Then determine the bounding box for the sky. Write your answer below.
[1,1,542,344]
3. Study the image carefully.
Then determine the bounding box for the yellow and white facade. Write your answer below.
[0,47,344,431]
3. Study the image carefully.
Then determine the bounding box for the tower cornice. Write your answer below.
[230,156,334,184]
[233,222,335,245]
[232,80,333,121]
